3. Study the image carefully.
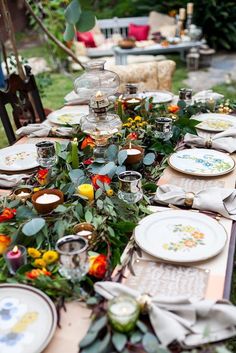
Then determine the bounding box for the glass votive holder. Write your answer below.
[4,245,27,275]
[108,296,140,333]
[155,117,173,140]
[73,223,96,246]
[56,235,89,281]
[179,88,192,105]
[118,171,143,204]
[206,97,216,111]
[36,141,57,168]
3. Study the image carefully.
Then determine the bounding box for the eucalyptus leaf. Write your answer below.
[22,218,46,236]
[130,330,142,344]
[96,199,103,210]
[143,153,155,166]
[65,0,81,24]
[116,165,126,175]
[118,150,127,166]
[75,11,96,32]
[95,188,103,199]
[85,210,93,223]
[112,332,127,352]
[54,205,67,213]
[99,332,111,353]
[90,316,107,333]
[142,332,160,353]
[80,339,101,353]
[99,162,117,177]
[80,331,98,349]
[69,169,85,184]
[107,144,118,161]
[63,22,75,41]
[136,320,148,333]
[16,205,35,220]
[53,220,66,238]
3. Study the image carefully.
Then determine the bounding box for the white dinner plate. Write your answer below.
[47,107,88,125]
[138,90,174,104]
[0,283,57,353]
[191,113,236,132]
[0,144,38,171]
[135,210,227,263]
[168,148,235,177]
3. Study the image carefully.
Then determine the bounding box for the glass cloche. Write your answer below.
[74,60,120,103]
[80,91,122,159]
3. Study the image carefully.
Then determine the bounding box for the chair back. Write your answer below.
[0,65,46,144]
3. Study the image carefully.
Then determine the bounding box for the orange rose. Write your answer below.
[0,235,11,254]
[81,136,95,150]
[36,169,49,186]
[0,208,16,222]
[184,239,196,248]
[168,105,180,113]
[89,254,107,279]
[91,175,111,190]
[26,268,51,280]
[127,132,138,140]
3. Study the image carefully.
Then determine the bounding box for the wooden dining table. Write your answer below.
[0,106,236,353]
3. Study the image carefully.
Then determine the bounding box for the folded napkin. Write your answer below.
[95,281,236,347]
[184,128,236,153]
[155,184,236,220]
[0,174,29,188]
[64,90,88,105]
[16,122,73,138]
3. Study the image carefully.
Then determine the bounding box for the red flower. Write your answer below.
[89,254,107,279]
[168,105,180,113]
[91,175,111,190]
[127,132,138,140]
[0,235,11,254]
[81,136,95,150]
[26,268,51,280]
[0,208,16,223]
[83,158,94,165]
[37,169,49,186]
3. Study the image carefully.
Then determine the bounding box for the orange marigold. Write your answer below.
[0,234,11,254]
[0,208,16,223]
[91,175,111,190]
[168,105,180,114]
[89,254,107,279]
[81,136,95,150]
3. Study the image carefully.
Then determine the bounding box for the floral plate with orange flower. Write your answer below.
[134,210,227,263]
[138,90,173,104]
[47,107,88,126]
[0,283,57,353]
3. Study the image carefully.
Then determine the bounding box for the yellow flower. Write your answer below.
[106,189,114,197]
[33,187,40,192]
[127,117,133,123]
[42,250,59,264]
[33,258,47,268]
[134,116,142,122]
[28,248,41,259]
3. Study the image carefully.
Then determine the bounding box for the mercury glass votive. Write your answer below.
[73,223,96,246]
[108,296,140,333]
[56,235,89,281]
[118,171,143,204]
[13,187,32,202]
[36,141,57,168]
[155,117,173,141]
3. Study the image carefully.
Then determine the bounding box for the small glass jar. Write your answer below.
[73,223,96,246]
[108,296,140,333]
[36,141,57,168]
[4,245,27,275]
[74,60,120,103]
[118,171,143,204]
[155,117,173,140]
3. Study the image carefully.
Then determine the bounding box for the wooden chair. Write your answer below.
[0,65,46,144]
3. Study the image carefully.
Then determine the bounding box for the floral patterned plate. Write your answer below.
[191,113,236,132]
[0,283,57,353]
[47,107,88,125]
[168,148,235,177]
[138,90,174,104]
[0,144,38,172]
[134,210,227,263]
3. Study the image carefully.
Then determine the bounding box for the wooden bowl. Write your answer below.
[121,144,144,165]
[123,97,142,110]
[118,39,136,49]
[32,189,64,214]
[13,187,33,202]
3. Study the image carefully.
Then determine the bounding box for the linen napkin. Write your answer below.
[154,184,236,220]
[0,173,29,188]
[184,128,236,153]
[16,122,73,138]
[95,281,236,347]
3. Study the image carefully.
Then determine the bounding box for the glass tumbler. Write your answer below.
[56,235,89,281]
[36,141,57,168]
[118,171,143,204]
[155,117,173,140]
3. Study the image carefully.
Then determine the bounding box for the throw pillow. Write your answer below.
[148,11,175,39]
[77,32,96,48]
[128,23,150,41]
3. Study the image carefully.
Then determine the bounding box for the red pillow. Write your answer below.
[128,23,150,41]
[77,32,96,48]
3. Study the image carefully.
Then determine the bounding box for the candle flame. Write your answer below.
[13,246,18,253]
[95,91,103,98]
[129,141,132,149]
[73,137,78,142]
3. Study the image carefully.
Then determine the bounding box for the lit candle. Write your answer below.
[76,230,92,237]
[179,8,186,20]
[122,142,144,165]
[126,98,140,104]
[187,2,194,15]
[127,149,142,156]
[206,98,216,111]
[71,138,79,169]
[5,245,27,274]
[36,193,60,204]
[17,191,30,197]
[108,296,140,333]
[77,184,94,201]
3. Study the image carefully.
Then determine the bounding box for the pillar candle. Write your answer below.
[71,138,79,169]
[77,184,94,201]
[179,8,186,20]
[187,3,194,15]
